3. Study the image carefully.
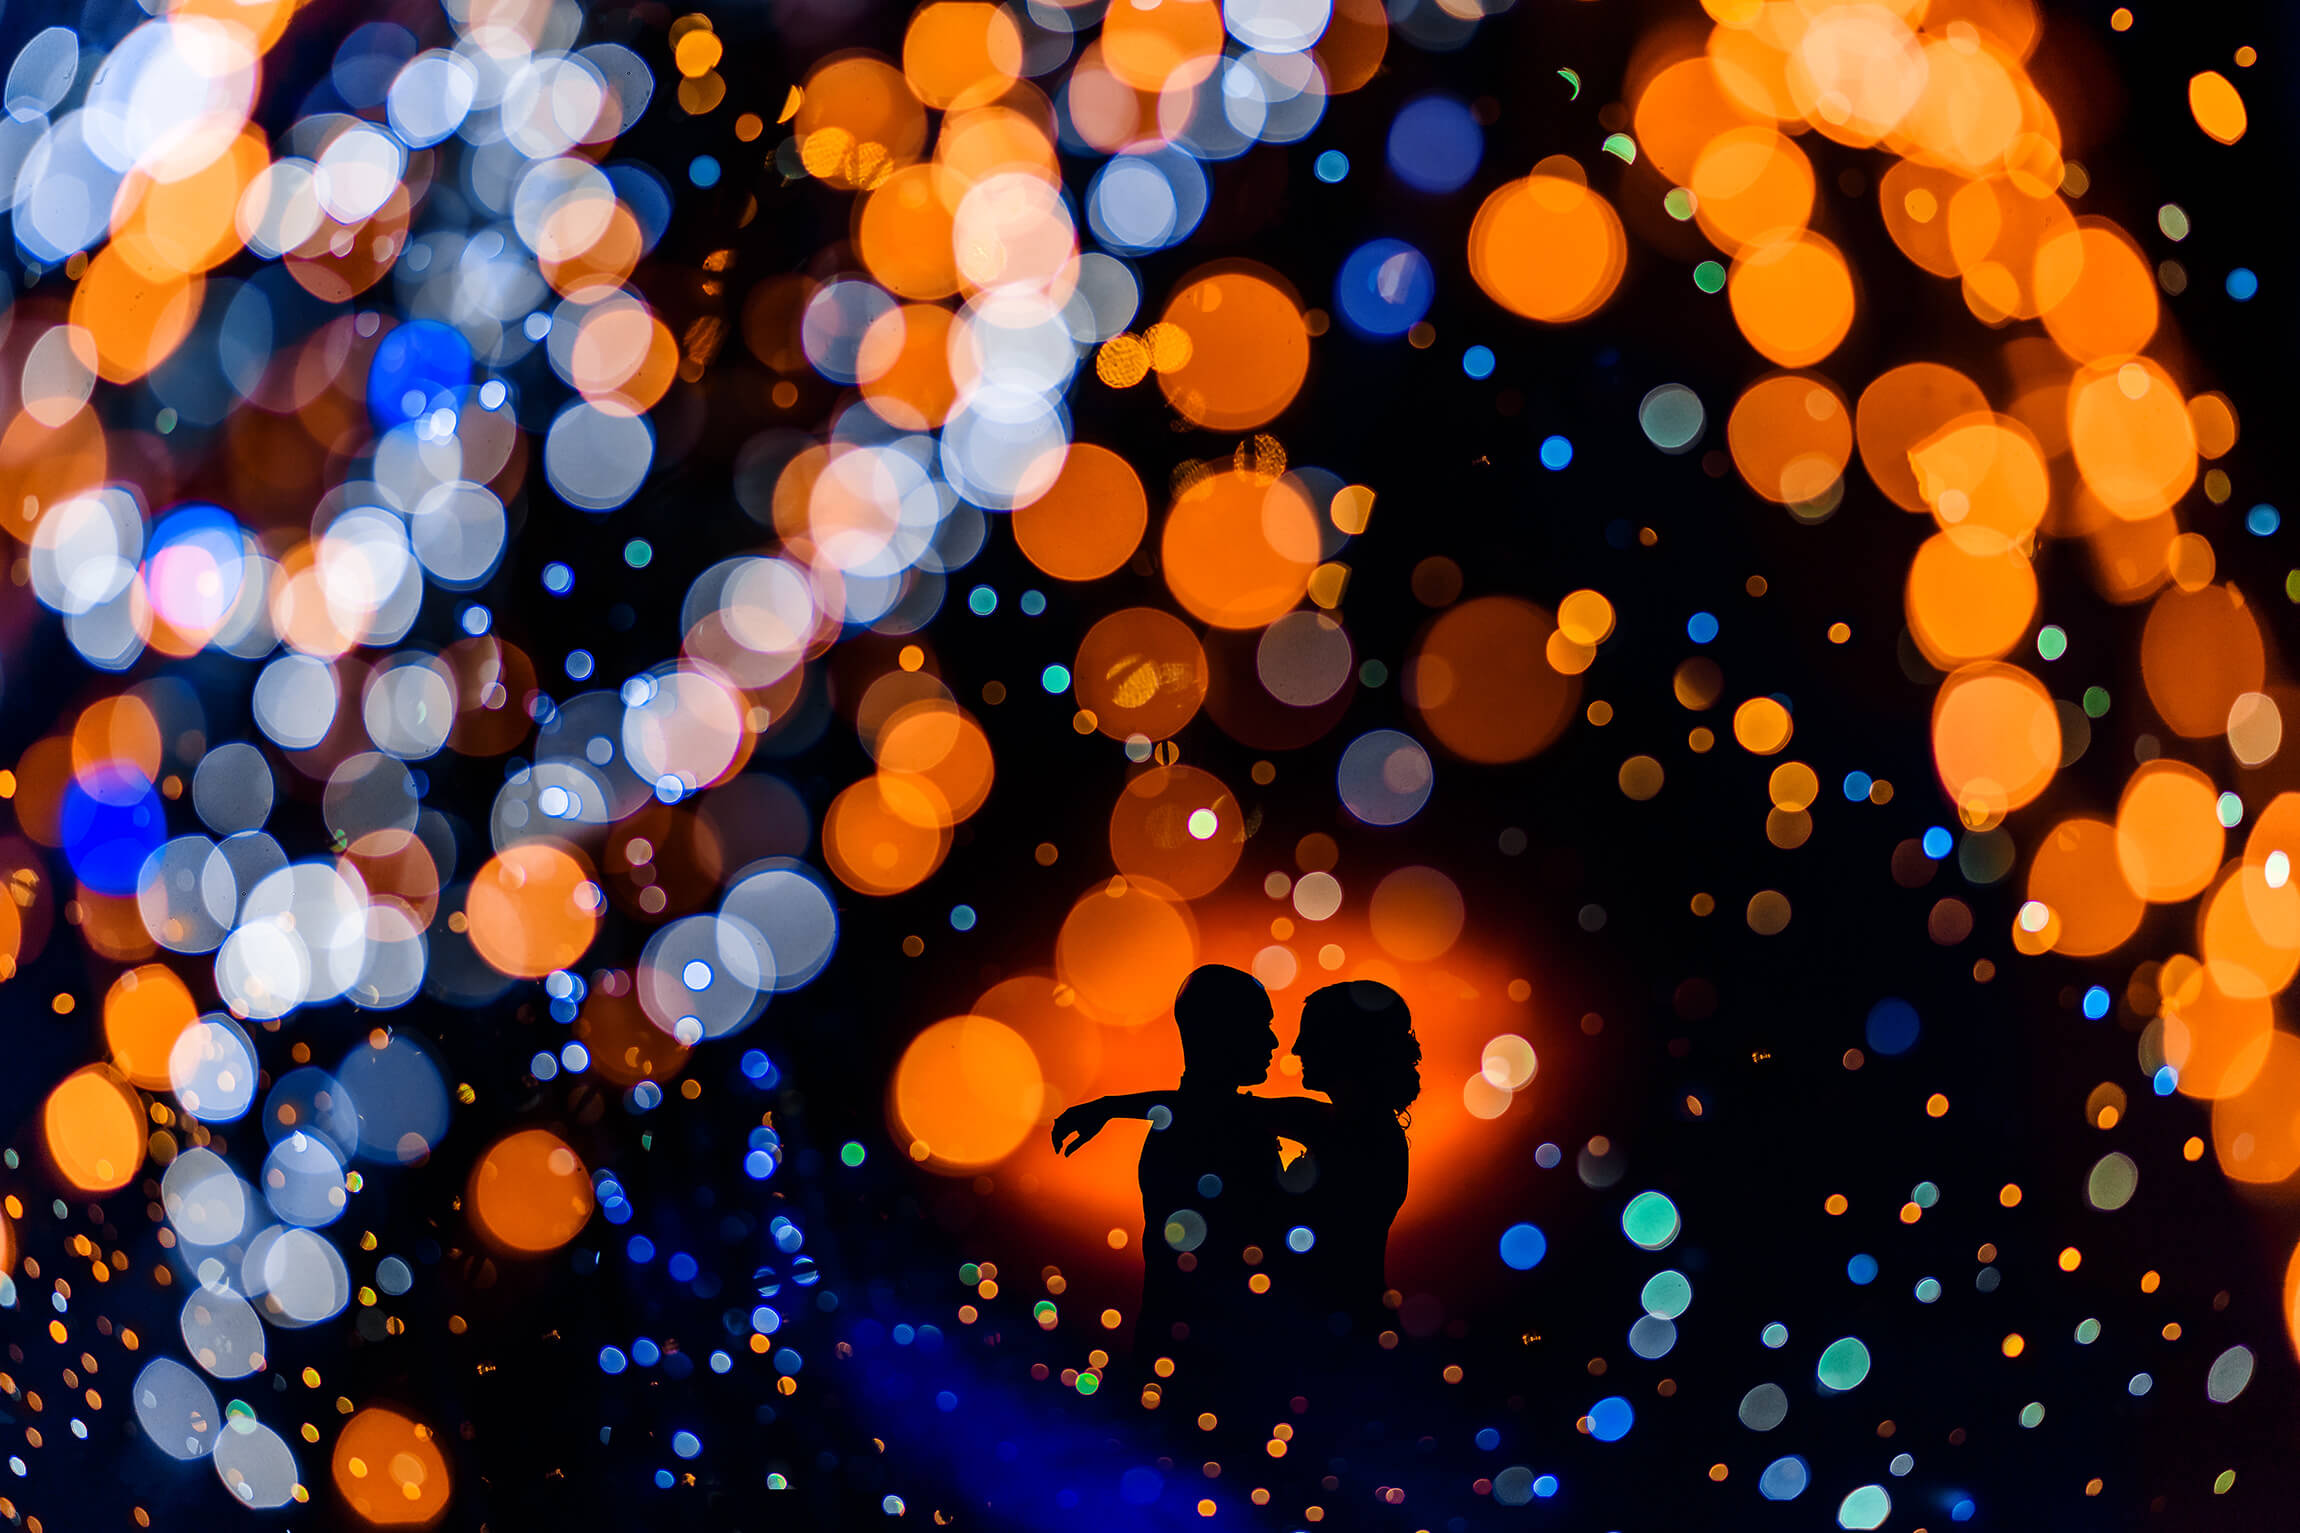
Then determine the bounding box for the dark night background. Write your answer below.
[3,0,2298,1528]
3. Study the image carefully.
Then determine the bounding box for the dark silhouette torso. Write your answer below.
[1295,1109,1408,1335]
[1135,1090,1283,1395]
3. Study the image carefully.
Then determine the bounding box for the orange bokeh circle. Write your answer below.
[823,774,954,894]
[1073,607,1210,741]
[2115,761,2223,904]
[1011,443,1148,583]
[1410,597,1577,763]
[2026,818,2142,958]
[468,1128,593,1253]
[1108,764,1244,900]
[892,1015,1046,1170]
[45,1065,145,1194]
[1728,374,1851,505]
[1468,175,1626,324]
[466,842,603,978]
[1728,231,1855,366]
[1855,363,1990,513]
[1055,878,1200,1027]
[875,703,996,824]
[1155,266,1311,430]
[1931,662,2060,818]
[1161,469,1319,629]
[332,1406,452,1526]
[104,963,198,1089]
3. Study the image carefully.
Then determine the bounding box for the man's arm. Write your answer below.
[1051,1090,1177,1155]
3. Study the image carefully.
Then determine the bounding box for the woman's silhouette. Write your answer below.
[1287,980,1421,1336]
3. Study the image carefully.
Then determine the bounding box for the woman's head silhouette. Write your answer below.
[1295,981,1421,1123]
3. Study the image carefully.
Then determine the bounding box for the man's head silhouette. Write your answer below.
[1172,964,1278,1088]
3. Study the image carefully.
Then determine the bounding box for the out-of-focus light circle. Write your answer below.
[137,835,232,954]
[337,1031,450,1165]
[387,50,479,147]
[180,1287,265,1379]
[31,489,143,618]
[313,123,404,223]
[133,1358,219,1462]
[1839,1485,1892,1530]
[1257,611,1354,706]
[939,384,1070,510]
[171,1016,258,1122]
[1760,1456,1810,1500]
[251,653,337,750]
[802,280,900,384]
[1621,1190,1680,1250]
[1386,93,1482,194]
[143,504,247,635]
[1639,384,1705,453]
[1224,0,1333,53]
[1586,1396,1633,1441]
[5,29,80,122]
[1481,1034,1536,1090]
[1641,1269,1692,1319]
[62,766,163,895]
[1540,435,1574,470]
[1087,148,1207,256]
[1865,999,1919,1055]
[1817,1336,1872,1389]
[242,1225,352,1325]
[639,913,775,1042]
[1499,1223,1546,1269]
[1739,1383,1789,1430]
[367,320,470,431]
[545,403,654,511]
[262,1131,349,1227]
[161,1148,251,1250]
[469,1129,594,1253]
[410,480,507,589]
[18,116,127,263]
[1334,239,1434,338]
[893,1015,1045,1170]
[1337,729,1433,825]
[1628,1315,1677,1358]
[212,1413,301,1509]
[262,1064,362,1159]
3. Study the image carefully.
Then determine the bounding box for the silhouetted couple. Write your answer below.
[1052,966,1422,1437]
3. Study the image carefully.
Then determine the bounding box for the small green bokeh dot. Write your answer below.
[2215,1470,2236,1495]
[2035,625,2067,661]
[1076,1372,1100,1395]
[2081,686,2111,718]
[625,539,653,568]
[1693,261,1727,293]
[840,1141,866,1167]
[1663,187,1696,221]
[2019,1401,2045,1428]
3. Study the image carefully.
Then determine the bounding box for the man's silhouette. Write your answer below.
[1121,965,1281,1413]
